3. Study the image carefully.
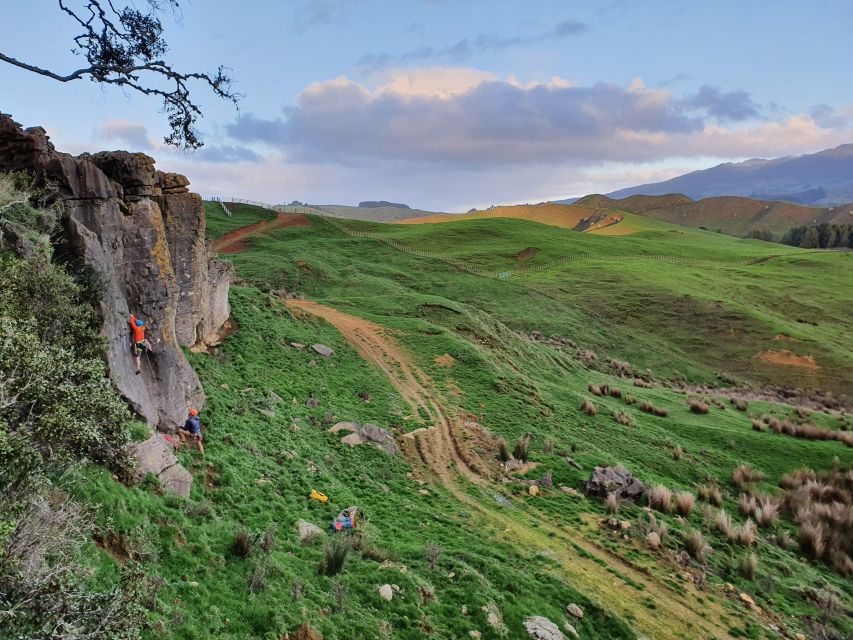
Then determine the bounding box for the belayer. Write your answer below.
[128,313,153,374]
[178,408,205,455]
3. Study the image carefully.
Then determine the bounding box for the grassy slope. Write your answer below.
[80,205,852,639]
[204,202,277,240]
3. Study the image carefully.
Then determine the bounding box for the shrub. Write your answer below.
[613,410,634,427]
[683,529,712,561]
[318,538,351,577]
[424,542,443,572]
[605,493,619,514]
[513,434,532,461]
[688,399,710,414]
[738,553,758,579]
[732,464,765,488]
[580,399,597,416]
[496,438,510,462]
[672,445,683,461]
[647,484,672,512]
[231,530,254,558]
[674,491,695,516]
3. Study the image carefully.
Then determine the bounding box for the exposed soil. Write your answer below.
[774,333,801,343]
[213,213,311,254]
[515,247,540,261]
[754,349,820,370]
[434,353,455,367]
[287,299,743,640]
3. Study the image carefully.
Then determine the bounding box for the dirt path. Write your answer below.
[287,299,744,639]
[212,212,311,254]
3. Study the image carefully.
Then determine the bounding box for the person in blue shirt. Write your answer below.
[178,408,204,455]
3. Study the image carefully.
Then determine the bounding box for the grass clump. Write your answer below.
[674,491,695,516]
[688,398,710,414]
[697,485,723,506]
[613,410,634,426]
[683,529,712,561]
[318,538,351,577]
[738,553,759,579]
[580,398,598,416]
[605,493,619,514]
[647,484,673,513]
[732,464,765,488]
[513,433,533,461]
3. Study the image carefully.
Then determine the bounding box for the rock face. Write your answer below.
[133,434,192,497]
[0,114,233,429]
[584,465,645,501]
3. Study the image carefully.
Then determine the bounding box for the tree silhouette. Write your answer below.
[0,0,239,149]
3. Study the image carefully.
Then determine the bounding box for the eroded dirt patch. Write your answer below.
[754,349,819,370]
[434,353,455,367]
[774,333,801,343]
[515,247,540,261]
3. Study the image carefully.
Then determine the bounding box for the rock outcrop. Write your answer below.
[133,434,193,497]
[584,465,645,501]
[0,114,233,430]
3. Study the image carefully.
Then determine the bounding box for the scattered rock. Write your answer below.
[378,584,394,602]
[563,622,579,639]
[528,485,540,497]
[559,486,579,496]
[257,408,276,418]
[311,344,333,357]
[564,456,583,471]
[583,466,645,501]
[296,520,324,543]
[493,493,514,508]
[290,342,306,349]
[133,434,192,498]
[483,603,507,635]
[255,478,272,485]
[418,489,431,496]
[524,616,565,640]
[469,632,481,639]
[537,470,553,488]
[565,603,584,620]
[739,592,757,610]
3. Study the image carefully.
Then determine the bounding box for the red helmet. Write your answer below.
[189,408,199,417]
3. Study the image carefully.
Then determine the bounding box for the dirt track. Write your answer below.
[287,298,743,640]
[213,213,311,254]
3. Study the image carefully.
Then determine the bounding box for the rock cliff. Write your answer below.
[0,114,232,430]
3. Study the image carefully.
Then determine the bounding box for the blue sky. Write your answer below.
[2,0,852,210]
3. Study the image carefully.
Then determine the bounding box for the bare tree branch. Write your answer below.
[0,0,240,149]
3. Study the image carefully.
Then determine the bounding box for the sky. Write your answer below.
[2,0,852,211]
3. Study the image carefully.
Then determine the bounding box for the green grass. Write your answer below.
[204,201,276,240]
[79,211,852,638]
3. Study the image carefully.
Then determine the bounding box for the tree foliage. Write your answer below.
[0,1,239,149]
[781,224,852,249]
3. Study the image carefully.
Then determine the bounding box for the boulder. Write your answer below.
[0,114,233,430]
[563,622,579,639]
[311,344,333,357]
[328,421,399,454]
[378,584,394,601]
[133,434,192,497]
[565,603,584,620]
[583,466,645,501]
[296,520,324,543]
[523,616,565,640]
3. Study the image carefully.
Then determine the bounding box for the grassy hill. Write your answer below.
[311,204,447,223]
[575,194,853,240]
[60,204,853,639]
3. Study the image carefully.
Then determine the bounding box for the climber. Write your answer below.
[128,314,150,374]
[178,408,205,455]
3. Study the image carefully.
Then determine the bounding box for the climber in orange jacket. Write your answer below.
[128,314,149,374]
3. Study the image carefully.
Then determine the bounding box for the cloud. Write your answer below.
[684,85,761,121]
[97,120,154,150]
[292,0,355,30]
[193,145,261,163]
[357,20,589,70]
[226,70,852,171]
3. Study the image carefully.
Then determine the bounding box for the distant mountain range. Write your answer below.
[598,144,853,205]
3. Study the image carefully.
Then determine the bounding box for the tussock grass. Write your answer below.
[683,529,712,561]
[580,398,597,416]
[613,410,634,426]
[674,491,695,516]
[606,493,619,514]
[688,398,710,414]
[697,484,723,506]
[318,538,351,577]
[738,553,758,579]
[672,445,683,461]
[647,484,672,512]
[513,434,533,461]
[732,464,765,488]
[231,530,254,558]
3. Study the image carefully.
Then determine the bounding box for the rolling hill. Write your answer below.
[575,194,853,239]
[601,144,853,205]
[309,203,445,222]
